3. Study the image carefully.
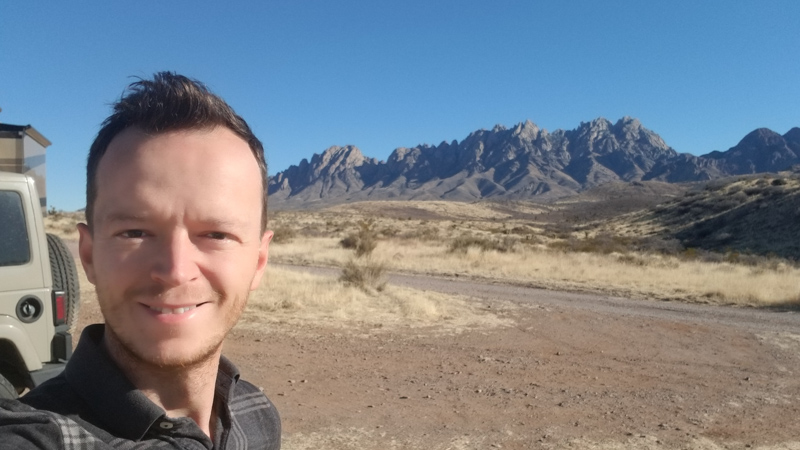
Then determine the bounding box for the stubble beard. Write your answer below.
[97,283,249,372]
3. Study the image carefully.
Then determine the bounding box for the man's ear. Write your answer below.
[250,230,273,291]
[77,223,97,285]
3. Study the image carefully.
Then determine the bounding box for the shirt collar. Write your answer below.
[64,324,241,441]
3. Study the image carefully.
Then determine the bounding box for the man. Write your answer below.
[0,72,281,449]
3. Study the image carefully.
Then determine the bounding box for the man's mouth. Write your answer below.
[148,305,198,315]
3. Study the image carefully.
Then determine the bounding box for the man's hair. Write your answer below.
[86,71,268,233]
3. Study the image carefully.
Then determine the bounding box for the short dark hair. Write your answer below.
[86,72,268,233]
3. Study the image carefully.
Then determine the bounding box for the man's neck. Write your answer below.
[102,334,221,438]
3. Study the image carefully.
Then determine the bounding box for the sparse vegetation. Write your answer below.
[339,219,378,257]
[338,219,387,292]
[260,176,800,308]
[339,257,387,292]
[47,175,800,309]
[270,225,297,244]
[448,234,519,254]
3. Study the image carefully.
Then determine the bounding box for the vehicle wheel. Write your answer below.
[0,374,17,400]
[47,234,81,329]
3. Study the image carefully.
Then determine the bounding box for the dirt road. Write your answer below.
[69,243,800,449]
[224,265,800,449]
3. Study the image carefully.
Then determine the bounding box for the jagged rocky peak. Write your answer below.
[576,117,614,140]
[311,145,368,169]
[268,117,799,208]
[615,116,668,148]
[614,116,642,133]
[512,120,541,140]
[491,124,508,133]
[587,117,613,129]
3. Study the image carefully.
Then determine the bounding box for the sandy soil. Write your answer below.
[67,240,800,449]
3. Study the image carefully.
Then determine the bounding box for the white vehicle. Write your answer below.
[0,172,79,398]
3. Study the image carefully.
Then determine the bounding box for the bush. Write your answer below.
[448,235,519,253]
[340,234,359,249]
[339,219,378,257]
[339,257,387,292]
[339,218,386,292]
[546,233,631,255]
[271,225,297,244]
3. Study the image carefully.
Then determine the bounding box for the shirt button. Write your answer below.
[159,421,174,430]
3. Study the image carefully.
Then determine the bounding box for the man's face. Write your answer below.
[78,127,271,369]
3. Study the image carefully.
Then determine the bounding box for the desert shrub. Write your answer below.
[772,178,787,186]
[271,225,297,244]
[509,226,535,235]
[339,219,386,292]
[762,185,784,197]
[47,206,63,219]
[730,191,748,203]
[682,248,698,260]
[380,226,400,238]
[340,234,359,249]
[448,235,519,254]
[616,254,649,266]
[704,180,727,192]
[298,225,328,237]
[634,236,684,255]
[401,226,439,241]
[744,187,762,196]
[547,233,632,255]
[61,223,76,234]
[339,219,378,257]
[339,257,387,292]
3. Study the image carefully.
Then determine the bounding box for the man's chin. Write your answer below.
[104,326,223,371]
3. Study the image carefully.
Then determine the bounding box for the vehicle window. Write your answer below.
[0,190,31,266]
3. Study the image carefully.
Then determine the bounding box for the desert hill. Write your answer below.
[619,170,800,259]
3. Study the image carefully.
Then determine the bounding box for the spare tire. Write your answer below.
[46,234,80,329]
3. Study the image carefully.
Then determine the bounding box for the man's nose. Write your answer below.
[150,232,200,286]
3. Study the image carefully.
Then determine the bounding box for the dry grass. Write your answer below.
[240,266,513,333]
[50,184,800,314]
[44,210,83,240]
[325,200,525,220]
[71,248,512,334]
[270,236,800,307]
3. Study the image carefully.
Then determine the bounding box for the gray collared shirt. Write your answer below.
[0,324,280,449]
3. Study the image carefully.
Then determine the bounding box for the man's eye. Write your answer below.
[120,230,146,238]
[206,232,228,240]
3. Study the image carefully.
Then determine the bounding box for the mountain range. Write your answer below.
[267,117,800,208]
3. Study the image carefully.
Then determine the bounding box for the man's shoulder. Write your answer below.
[0,399,108,450]
[227,379,281,450]
[231,378,280,415]
[18,372,80,414]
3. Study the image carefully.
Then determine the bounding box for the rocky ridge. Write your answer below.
[268,118,800,208]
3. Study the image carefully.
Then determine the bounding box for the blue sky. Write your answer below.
[2,1,798,211]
